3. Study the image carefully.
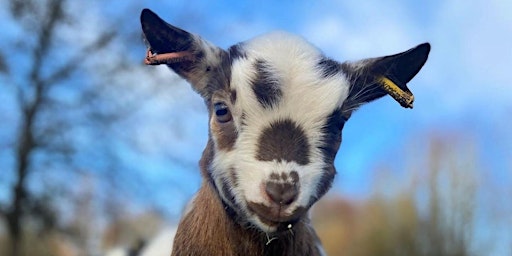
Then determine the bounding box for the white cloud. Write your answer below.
[296,0,511,119]
[301,0,420,59]
[420,0,512,113]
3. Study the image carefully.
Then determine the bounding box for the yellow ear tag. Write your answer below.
[378,77,414,109]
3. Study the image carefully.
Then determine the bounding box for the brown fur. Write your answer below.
[256,119,311,165]
[172,141,323,256]
[172,182,323,256]
[211,120,238,151]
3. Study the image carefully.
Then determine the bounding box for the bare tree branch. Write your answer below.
[0,50,8,74]
[42,30,117,87]
[0,0,124,256]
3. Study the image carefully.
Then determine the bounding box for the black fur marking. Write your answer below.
[230,168,239,187]
[256,119,310,165]
[228,43,248,63]
[317,58,341,78]
[230,89,237,104]
[290,171,299,183]
[240,112,248,128]
[309,109,342,207]
[220,177,238,209]
[318,108,345,163]
[311,165,336,206]
[252,60,282,108]
[269,173,280,180]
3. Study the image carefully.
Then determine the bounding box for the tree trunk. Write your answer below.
[6,102,37,256]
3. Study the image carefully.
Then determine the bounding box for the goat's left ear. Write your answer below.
[140,9,227,98]
[341,43,430,117]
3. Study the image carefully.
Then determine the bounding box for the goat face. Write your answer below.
[141,9,429,233]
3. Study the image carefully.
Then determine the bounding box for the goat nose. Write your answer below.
[265,182,298,206]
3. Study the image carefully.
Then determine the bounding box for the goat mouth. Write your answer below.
[256,214,300,229]
[247,201,306,228]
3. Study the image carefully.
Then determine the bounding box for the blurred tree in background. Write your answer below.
[313,134,507,256]
[0,0,185,255]
[0,0,107,254]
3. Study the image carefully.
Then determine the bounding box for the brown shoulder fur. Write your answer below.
[171,181,323,256]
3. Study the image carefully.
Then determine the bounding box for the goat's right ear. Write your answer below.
[140,9,225,97]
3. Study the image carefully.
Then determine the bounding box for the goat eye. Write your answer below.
[214,102,232,123]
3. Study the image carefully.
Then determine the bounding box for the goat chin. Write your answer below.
[171,181,325,256]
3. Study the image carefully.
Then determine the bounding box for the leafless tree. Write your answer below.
[0,0,162,255]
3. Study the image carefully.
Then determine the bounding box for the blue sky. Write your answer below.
[1,0,511,253]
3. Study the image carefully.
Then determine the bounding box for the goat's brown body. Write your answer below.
[172,180,323,256]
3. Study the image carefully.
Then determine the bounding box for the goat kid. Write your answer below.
[140,9,430,256]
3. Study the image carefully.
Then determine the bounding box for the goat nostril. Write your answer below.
[265,182,298,206]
